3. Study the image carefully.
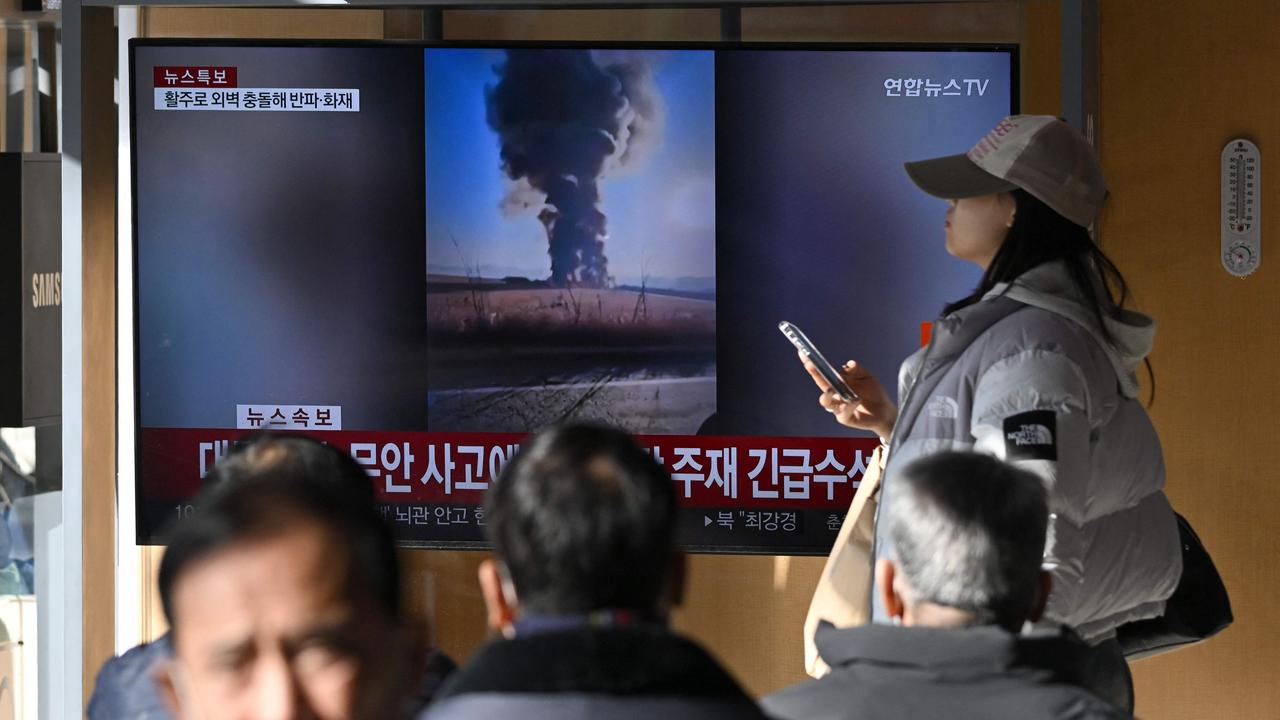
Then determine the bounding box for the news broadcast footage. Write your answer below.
[424,48,717,437]
[132,42,1013,553]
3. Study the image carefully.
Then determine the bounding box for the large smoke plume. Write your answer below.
[487,49,664,287]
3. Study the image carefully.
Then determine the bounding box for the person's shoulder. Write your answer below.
[762,662,1128,720]
[87,635,174,720]
[969,306,1110,392]
[93,635,171,685]
[1036,684,1131,720]
[761,673,866,720]
[981,304,1090,354]
[423,690,768,720]
[432,627,756,707]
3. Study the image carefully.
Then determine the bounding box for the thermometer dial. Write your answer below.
[1221,138,1261,277]
[1225,242,1255,275]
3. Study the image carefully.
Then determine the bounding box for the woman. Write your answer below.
[803,116,1182,711]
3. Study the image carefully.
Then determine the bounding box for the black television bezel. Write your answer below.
[129,38,1019,554]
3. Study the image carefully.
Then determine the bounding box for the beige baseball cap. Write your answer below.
[903,115,1107,228]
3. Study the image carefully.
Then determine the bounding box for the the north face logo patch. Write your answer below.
[1008,424,1053,446]
[1003,410,1057,461]
[925,395,959,420]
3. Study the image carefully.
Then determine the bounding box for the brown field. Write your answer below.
[426,284,715,337]
[425,283,716,434]
[428,375,716,435]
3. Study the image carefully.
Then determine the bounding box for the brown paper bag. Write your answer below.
[803,443,886,678]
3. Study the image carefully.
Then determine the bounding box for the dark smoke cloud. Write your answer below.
[487,49,663,286]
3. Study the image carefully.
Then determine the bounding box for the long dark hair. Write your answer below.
[942,190,1154,402]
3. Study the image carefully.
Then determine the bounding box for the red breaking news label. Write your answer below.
[153,66,238,88]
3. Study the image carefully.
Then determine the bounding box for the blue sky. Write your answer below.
[425,48,716,287]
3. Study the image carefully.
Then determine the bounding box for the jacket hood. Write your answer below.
[815,622,1091,685]
[986,260,1154,399]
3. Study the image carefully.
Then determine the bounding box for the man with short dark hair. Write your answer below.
[763,451,1128,720]
[423,423,767,720]
[155,435,427,720]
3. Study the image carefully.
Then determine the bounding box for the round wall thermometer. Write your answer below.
[1222,138,1261,277]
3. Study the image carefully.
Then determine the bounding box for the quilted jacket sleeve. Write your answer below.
[969,346,1095,628]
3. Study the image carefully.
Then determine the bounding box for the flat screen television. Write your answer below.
[131,40,1017,553]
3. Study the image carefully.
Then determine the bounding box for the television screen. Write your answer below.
[132,41,1016,553]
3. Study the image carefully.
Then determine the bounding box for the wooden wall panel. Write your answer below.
[384,9,426,41]
[82,6,118,706]
[444,9,721,42]
[141,7,383,40]
[1099,3,1280,717]
[1018,0,1060,117]
[139,545,166,642]
[400,551,488,657]
[741,1,1019,43]
[672,555,824,696]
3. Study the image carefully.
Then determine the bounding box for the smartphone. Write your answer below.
[778,321,859,403]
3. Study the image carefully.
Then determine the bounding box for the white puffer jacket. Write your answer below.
[873,261,1182,641]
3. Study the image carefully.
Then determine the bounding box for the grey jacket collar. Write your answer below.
[987,261,1155,399]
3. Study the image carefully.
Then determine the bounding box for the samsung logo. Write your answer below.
[31,271,61,308]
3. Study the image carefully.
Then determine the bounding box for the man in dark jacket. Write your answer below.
[155,435,432,720]
[89,435,456,720]
[763,451,1128,720]
[422,423,767,720]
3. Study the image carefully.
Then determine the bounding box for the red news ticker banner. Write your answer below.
[139,429,880,510]
[153,66,238,88]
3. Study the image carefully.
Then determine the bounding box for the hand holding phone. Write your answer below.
[778,321,859,403]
